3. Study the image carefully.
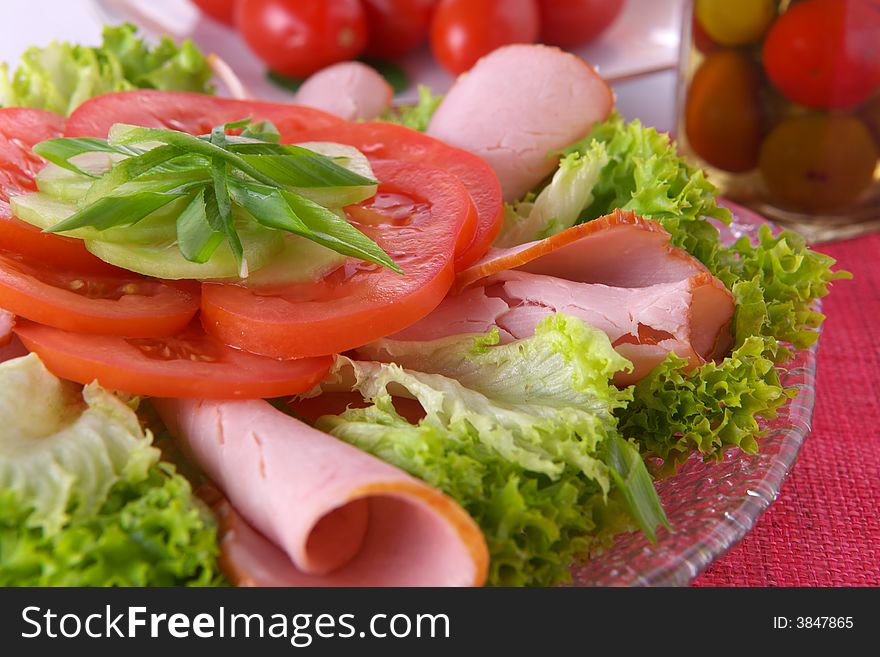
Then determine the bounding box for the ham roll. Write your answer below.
[454,209,709,293]
[154,398,488,586]
[428,44,614,201]
[373,209,734,385]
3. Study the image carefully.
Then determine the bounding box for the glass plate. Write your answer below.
[572,201,819,585]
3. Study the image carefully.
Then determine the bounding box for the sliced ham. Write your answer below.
[491,270,734,384]
[366,269,734,386]
[454,209,708,293]
[154,398,488,586]
[428,44,614,201]
[295,62,393,122]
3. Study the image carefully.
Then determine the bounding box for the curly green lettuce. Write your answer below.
[558,114,849,464]
[0,354,223,586]
[316,315,668,586]
[380,85,443,132]
[0,23,214,115]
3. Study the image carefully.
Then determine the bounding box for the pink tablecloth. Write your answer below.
[694,233,880,586]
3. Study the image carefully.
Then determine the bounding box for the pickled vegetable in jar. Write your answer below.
[677,0,880,242]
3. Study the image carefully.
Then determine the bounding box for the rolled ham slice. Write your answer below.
[295,62,394,121]
[428,44,614,201]
[454,209,709,293]
[153,398,488,586]
[371,270,734,386]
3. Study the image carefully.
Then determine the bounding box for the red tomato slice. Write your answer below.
[65,92,502,269]
[0,107,119,273]
[268,121,502,270]
[0,251,199,337]
[64,90,345,139]
[14,320,332,399]
[201,159,471,359]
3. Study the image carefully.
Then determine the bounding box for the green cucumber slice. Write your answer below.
[11,191,184,244]
[85,211,283,280]
[290,142,378,207]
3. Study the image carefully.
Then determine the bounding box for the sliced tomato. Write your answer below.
[0,107,119,273]
[201,159,471,359]
[0,307,12,347]
[265,121,502,270]
[65,92,502,269]
[64,90,345,140]
[0,251,199,337]
[14,320,332,399]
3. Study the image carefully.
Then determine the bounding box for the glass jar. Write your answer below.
[676,0,880,242]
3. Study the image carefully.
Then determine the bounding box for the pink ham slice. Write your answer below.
[427,44,613,201]
[454,209,708,293]
[154,398,488,586]
[370,269,734,386]
[295,62,393,121]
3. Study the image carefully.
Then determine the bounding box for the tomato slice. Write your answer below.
[263,121,502,270]
[0,251,200,337]
[0,107,119,273]
[14,320,332,399]
[64,92,502,269]
[64,89,345,139]
[201,159,471,359]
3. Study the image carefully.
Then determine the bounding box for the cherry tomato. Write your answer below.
[191,0,238,25]
[685,50,763,172]
[763,0,880,110]
[759,114,878,211]
[537,0,624,48]
[0,108,119,273]
[235,0,368,78]
[15,320,332,399]
[200,159,473,359]
[0,251,199,337]
[858,92,880,148]
[691,12,719,54]
[362,0,437,59]
[695,0,775,46]
[430,0,540,74]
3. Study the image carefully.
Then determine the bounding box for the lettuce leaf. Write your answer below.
[554,114,850,465]
[496,143,609,246]
[316,315,668,586]
[0,23,213,115]
[0,354,223,586]
[380,85,443,132]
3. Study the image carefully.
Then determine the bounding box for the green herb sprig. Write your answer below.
[33,119,401,277]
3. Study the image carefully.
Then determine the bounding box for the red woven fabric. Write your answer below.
[693,233,880,586]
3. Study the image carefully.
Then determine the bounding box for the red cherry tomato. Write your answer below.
[191,0,238,26]
[537,0,624,48]
[430,0,540,74]
[236,0,368,78]
[763,0,880,110]
[362,0,437,59]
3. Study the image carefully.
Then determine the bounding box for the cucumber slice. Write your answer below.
[11,191,184,244]
[237,234,347,288]
[35,163,94,203]
[291,142,378,207]
[85,214,284,280]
